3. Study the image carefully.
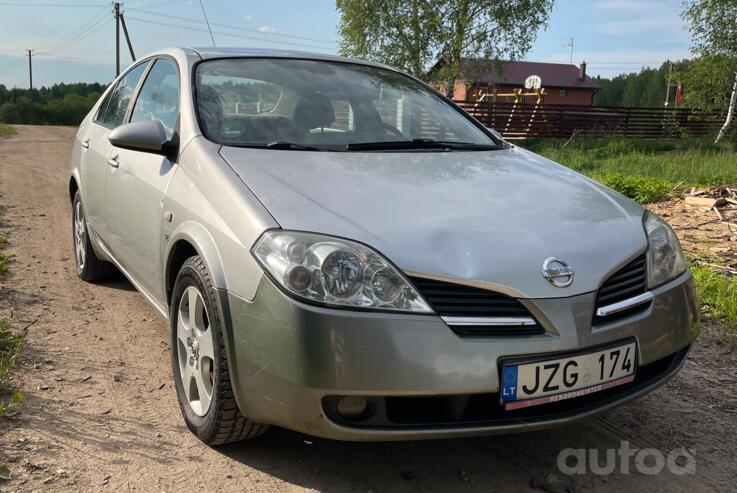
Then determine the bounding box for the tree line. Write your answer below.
[0,82,106,126]
[336,0,736,142]
[0,0,734,138]
[593,56,737,110]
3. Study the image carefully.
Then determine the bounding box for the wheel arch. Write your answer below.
[69,171,81,203]
[164,223,254,422]
[164,222,228,308]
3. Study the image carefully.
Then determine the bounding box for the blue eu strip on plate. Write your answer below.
[501,365,518,402]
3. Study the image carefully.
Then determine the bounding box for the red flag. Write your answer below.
[676,82,683,104]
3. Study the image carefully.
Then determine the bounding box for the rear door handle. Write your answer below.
[81,139,90,149]
[107,155,119,168]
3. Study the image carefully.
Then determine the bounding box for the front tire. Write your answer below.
[170,255,267,445]
[72,191,113,282]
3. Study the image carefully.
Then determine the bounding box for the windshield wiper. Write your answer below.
[345,139,502,151]
[265,141,323,151]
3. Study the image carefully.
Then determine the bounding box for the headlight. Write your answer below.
[252,230,433,313]
[644,212,687,288]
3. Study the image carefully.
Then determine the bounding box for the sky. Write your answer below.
[0,0,692,89]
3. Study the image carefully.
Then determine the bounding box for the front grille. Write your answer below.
[593,254,649,325]
[408,276,543,336]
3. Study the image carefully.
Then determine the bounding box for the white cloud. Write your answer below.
[244,15,252,21]
[258,25,277,33]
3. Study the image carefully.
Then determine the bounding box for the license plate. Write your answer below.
[501,341,637,410]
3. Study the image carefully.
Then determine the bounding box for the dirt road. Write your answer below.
[0,125,735,492]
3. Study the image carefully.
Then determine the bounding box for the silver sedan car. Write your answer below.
[69,47,698,444]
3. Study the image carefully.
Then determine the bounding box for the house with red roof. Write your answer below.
[451,59,600,106]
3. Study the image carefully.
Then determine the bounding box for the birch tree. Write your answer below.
[683,0,737,143]
[336,0,554,83]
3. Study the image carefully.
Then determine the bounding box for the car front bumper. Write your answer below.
[219,270,698,441]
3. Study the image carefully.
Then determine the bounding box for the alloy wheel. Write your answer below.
[74,201,86,270]
[176,286,215,416]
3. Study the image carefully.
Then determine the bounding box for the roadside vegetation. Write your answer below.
[0,201,23,418]
[0,83,104,126]
[0,123,15,138]
[692,266,737,343]
[521,137,737,203]
[0,320,23,416]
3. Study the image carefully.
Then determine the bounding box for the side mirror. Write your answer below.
[109,120,177,160]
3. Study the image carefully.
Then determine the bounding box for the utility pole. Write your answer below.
[114,2,121,77]
[664,61,672,108]
[26,49,33,91]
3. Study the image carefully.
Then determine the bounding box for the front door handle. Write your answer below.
[81,139,90,149]
[107,155,119,168]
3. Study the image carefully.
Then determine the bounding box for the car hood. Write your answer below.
[220,145,647,299]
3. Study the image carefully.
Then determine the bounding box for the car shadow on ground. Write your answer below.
[214,391,713,493]
[96,268,137,292]
[214,412,677,492]
[218,424,570,491]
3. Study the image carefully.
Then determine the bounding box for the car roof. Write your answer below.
[167,46,389,69]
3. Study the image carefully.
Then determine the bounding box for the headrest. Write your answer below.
[293,93,335,131]
[198,85,223,137]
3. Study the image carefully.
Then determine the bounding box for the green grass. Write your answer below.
[520,137,737,203]
[692,266,737,342]
[592,173,674,203]
[0,209,6,279]
[0,201,22,418]
[0,204,8,228]
[0,124,15,138]
[0,320,23,417]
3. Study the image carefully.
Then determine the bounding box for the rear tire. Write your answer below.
[170,255,268,445]
[72,191,113,282]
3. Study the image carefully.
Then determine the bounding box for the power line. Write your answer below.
[0,55,26,78]
[37,13,109,58]
[126,0,188,8]
[0,4,111,84]
[124,16,335,52]
[35,18,109,60]
[126,7,335,45]
[52,8,110,53]
[0,2,106,6]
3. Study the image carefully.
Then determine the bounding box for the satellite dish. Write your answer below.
[524,75,542,90]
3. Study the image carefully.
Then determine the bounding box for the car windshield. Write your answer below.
[194,58,501,151]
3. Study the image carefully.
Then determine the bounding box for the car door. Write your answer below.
[105,57,181,303]
[80,61,149,244]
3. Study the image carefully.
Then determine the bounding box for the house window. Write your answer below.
[560,89,567,96]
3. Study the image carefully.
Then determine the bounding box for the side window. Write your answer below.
[130,59,180,139]
[99,62,148,128]
[95,86,113,122]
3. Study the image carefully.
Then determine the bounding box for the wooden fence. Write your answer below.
[453,101,727,140]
